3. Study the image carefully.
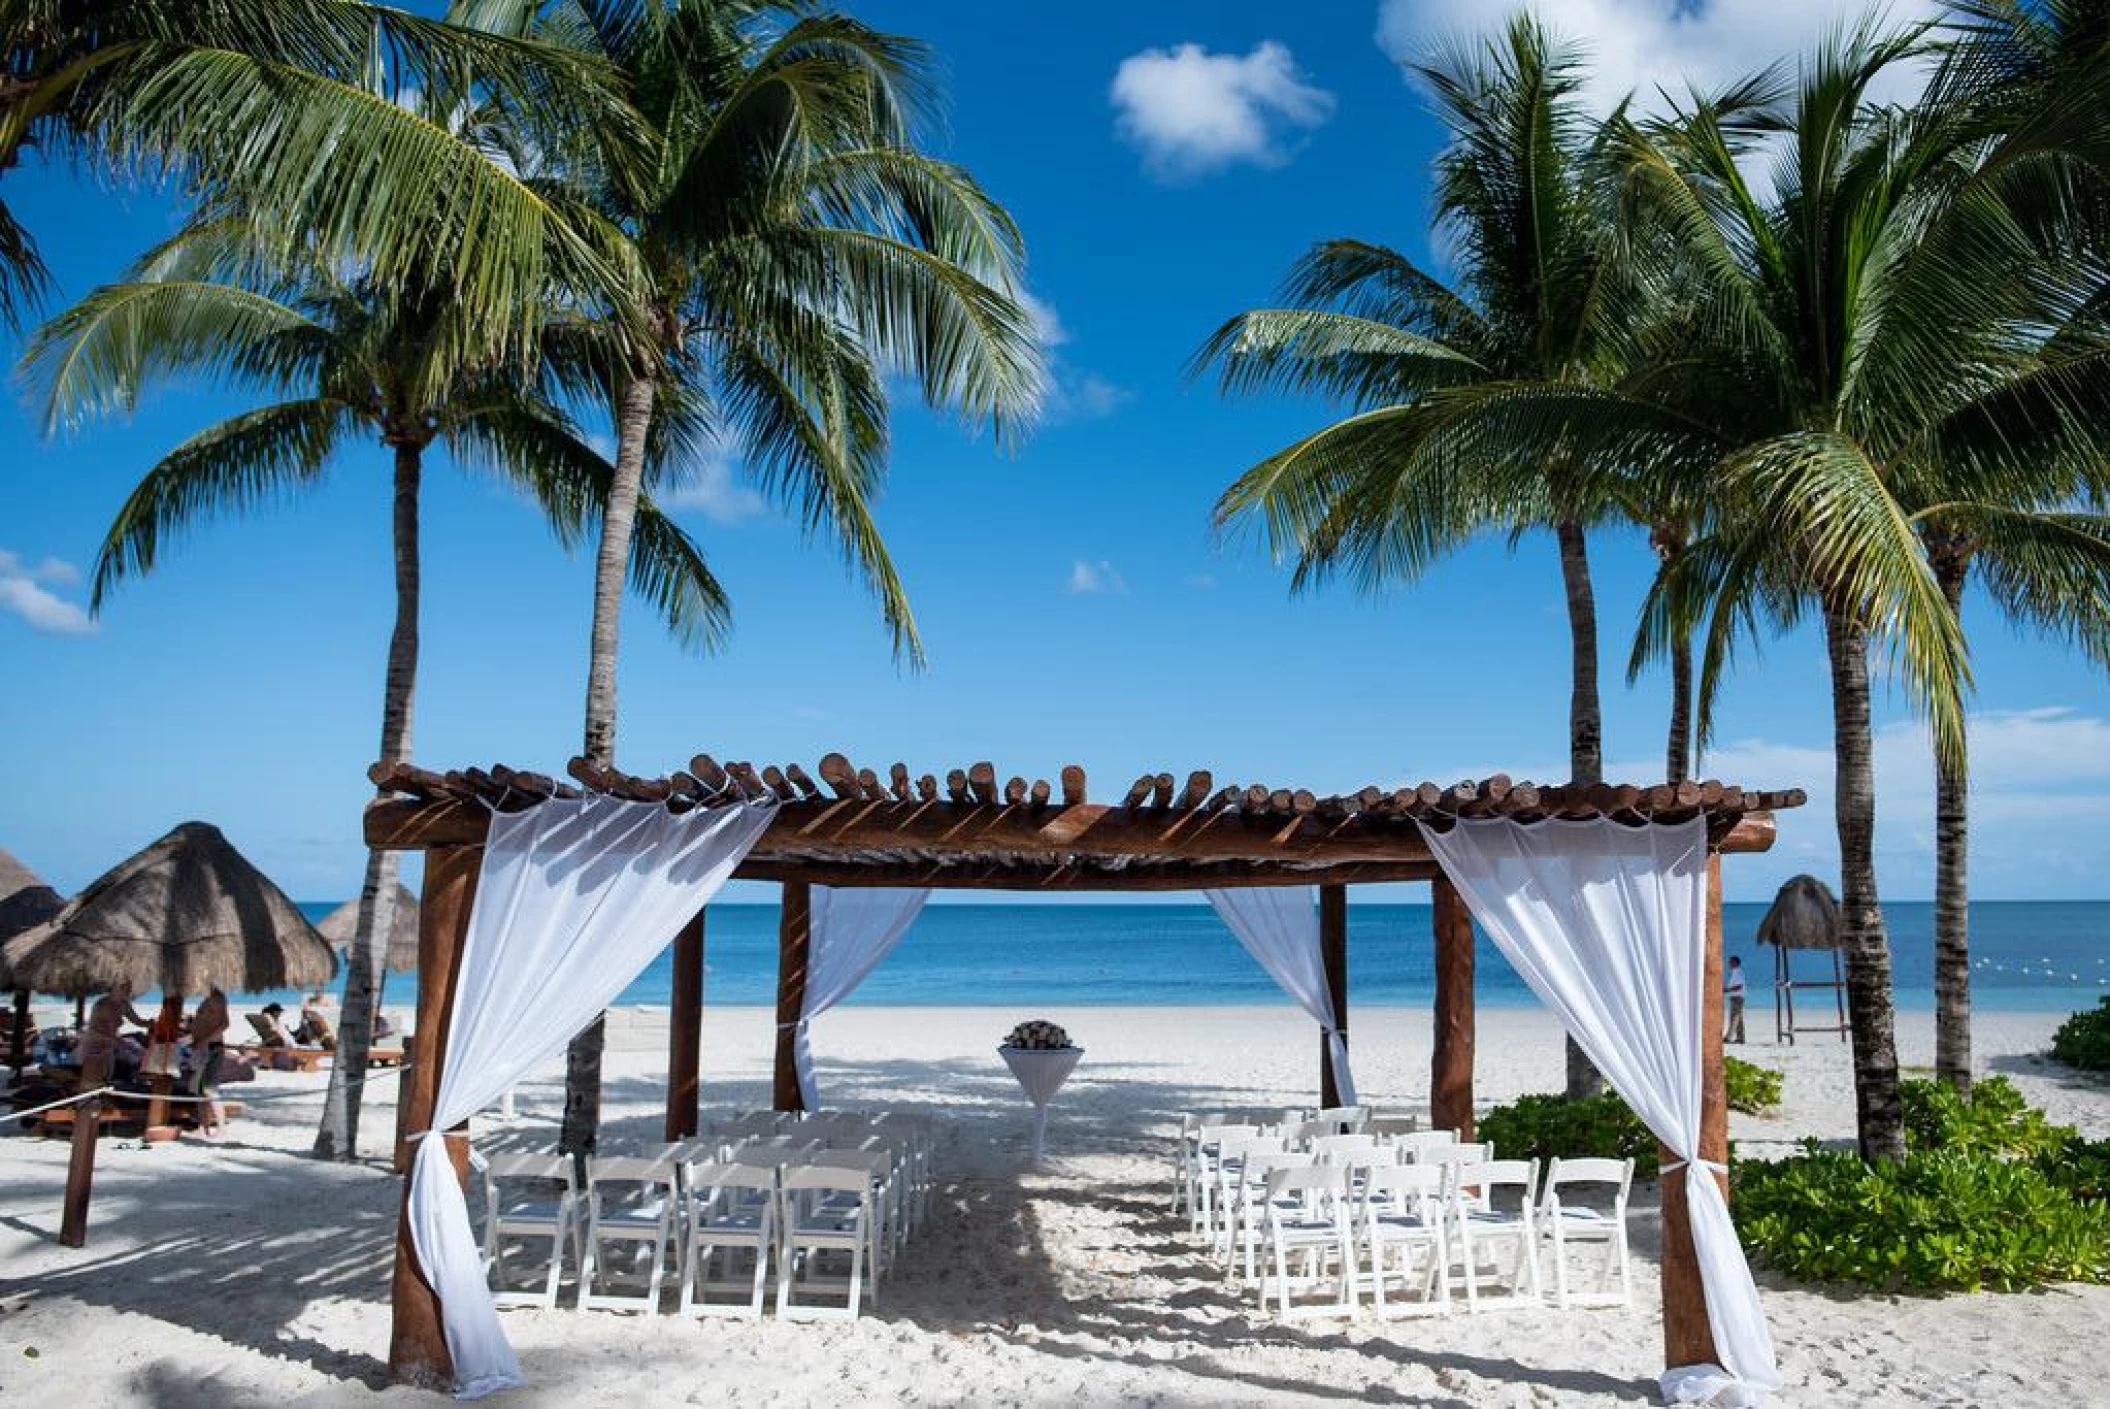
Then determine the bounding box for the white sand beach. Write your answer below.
[3,1003,2107,1407]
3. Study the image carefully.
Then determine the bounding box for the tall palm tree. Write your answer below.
[1197,16,1651,1099]
[1616,20,2110,1156]
[0,0,640,343]
[463,0,1043,1156]
[24,216,729,1159]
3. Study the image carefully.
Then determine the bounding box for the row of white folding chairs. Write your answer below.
[710,1108,937,1231]
[1173,1107,1396,1226]
[1211,1134,1481,1271]
[1240,1155,1635,1320]
[482,1118,934,1322]
[1184,1117,1438,1241]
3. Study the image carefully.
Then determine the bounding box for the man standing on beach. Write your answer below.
[1726,956,1748,1045]
[187,986,229,1137]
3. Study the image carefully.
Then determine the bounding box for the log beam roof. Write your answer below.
[362,754,1797,890]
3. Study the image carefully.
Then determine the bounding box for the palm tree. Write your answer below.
[462,0,1044,1156]
[1617,20,2110,1156]
[1197,16,1652,1099]
[24,217,729,1160]
[0,0,640,341]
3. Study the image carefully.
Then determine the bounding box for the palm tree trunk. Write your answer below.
[1932,555,1971,1095]
[1556,517,1606,1099]
[1824,602,1906,1162]
[1667,636,1694,785]
[314,438,421,1160]
[560,370,659,1162]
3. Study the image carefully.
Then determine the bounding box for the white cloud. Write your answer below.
[1376,0,1942,117]
[1424,706,2110,900]
[658,452,768,525]
[1067,559,1127,595]
[0,550,96,635]
[1023,292,1131,424]
[1111,40,1335,178]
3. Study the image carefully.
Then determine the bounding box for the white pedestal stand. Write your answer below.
[999,1045,1082,1166]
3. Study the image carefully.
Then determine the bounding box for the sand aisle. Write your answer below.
[2,1004,2106,1407]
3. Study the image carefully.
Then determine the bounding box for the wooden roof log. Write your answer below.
[761,766,796,801]
[968,763,998,805]
[890,763,912,802]
[1150,773,1175,810]
[818,753,861,800]
[945,769,970,803]
[1005,776,1028,805]
[1182,771,1213,810]
[917,774,938,802]
[690,755,731,793]
[1060,766,1086,806]
[858,767,881,798]
[784,764,822,800]
[1123,776,1153,809]
[1029,779,1052,810]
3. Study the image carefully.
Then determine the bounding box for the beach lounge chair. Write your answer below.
[482,1153,583,1310]
[240,1014,330,1072]
[1537,1156,1634,1307]
[580,1155,682,1314]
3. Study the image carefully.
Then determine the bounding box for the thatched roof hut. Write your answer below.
[0,822,336,996]
[0,845,64,942]
[1756,874,1843,951]
[315,883,419,973]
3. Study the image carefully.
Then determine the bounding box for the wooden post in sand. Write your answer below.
[664,908,706,1140]
[8,990,29,1078]
[772,881,812,1113]
[388,844,480,1390]
[58,1027,113,1247]
[1319,884,1349,1108]
[1660,851,1729,1373]
[1430,875,1476,1140]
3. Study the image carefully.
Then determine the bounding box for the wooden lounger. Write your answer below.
[237,1043,331,1073]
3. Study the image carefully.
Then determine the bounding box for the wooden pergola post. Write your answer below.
[1430,875,1475,1140]
[388,844,481,1390]
[772,880,812,1113]
[664,907,706,1141]
[1660,851,1729,1372]
[1319,884,1348,1108]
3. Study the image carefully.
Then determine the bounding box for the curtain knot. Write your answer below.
[1660,1158,1729,1177]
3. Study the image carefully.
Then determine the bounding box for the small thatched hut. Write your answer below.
[1755,873,1847,1043]
[316,883,419,974]
[1,822,336,996]
[1,845,65,1068]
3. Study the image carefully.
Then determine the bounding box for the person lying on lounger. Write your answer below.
[250,1003,298,1047]
[295,993,336,1050]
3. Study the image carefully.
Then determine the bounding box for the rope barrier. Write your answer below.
[6,1061,414,1119]
[6,1085,117,1122]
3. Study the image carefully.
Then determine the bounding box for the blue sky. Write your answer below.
[2,0,2106,904]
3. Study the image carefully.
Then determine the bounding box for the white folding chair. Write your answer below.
[580,1155,682,1314]
[778,1164,879,1320]
[1197,1127,1270,1240]
[1365,1115,1421,1141]
[481,1153,583,1310]
[808,1147,900,1278]
[1311,1133,1382,1166]
[1416,1141,1495,1213]
[1314,1105,1370,1135]
[1357,1163,1451,1317]
[1278,1119,1330,1152]
[1389,1128,1461,1158]
[1539,1156,1634,1307]
[1258,1165,1357,1318]
[1222,1149,1314,1281]
[678,1160,776,1319]
[1449,1158,1541,1310]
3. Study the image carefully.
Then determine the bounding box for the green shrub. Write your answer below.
[1735,1144,2110,1291]
[2050,997,2110,1072]
[1902,1075,2074,1159]
[1476,1092,1660,1177]
[2037,1136,2110,1204]
[1724,1055,1784,1114]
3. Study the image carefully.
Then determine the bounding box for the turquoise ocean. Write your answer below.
[292,900,2110,1014]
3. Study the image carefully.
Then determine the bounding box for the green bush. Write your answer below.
[1902,1075,2074,1159]
[2037,1136,2110,1204]
[1735,1145,2110,1291]
[1724,1055,1784,1114]
[1476,1092,1660,1177]
[2050,997,2110,1072]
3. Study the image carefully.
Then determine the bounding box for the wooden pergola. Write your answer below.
[364,753,1801,1391]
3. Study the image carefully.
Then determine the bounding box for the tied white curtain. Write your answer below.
[408,795,774,1399]
[1203,887,1355,1107]
[1420,817,1780,1407]
[793,886,930,1109]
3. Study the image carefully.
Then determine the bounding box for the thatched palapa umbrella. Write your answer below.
[1755,874,1847,1044]
[3,822,336,997]
[316,882,419,974]
[1,845,66,1073]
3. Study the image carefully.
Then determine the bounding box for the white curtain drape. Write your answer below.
[407,795,775,1399]
[1419,816,1780,1407]
[793,885,930,1109]
[1203,886,1355,1107]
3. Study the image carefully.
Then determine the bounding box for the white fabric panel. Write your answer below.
[408,795,774,1398]
[1203,886,1356,1106]
[794,885,931,1108]
[1419,817,1780,1406]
